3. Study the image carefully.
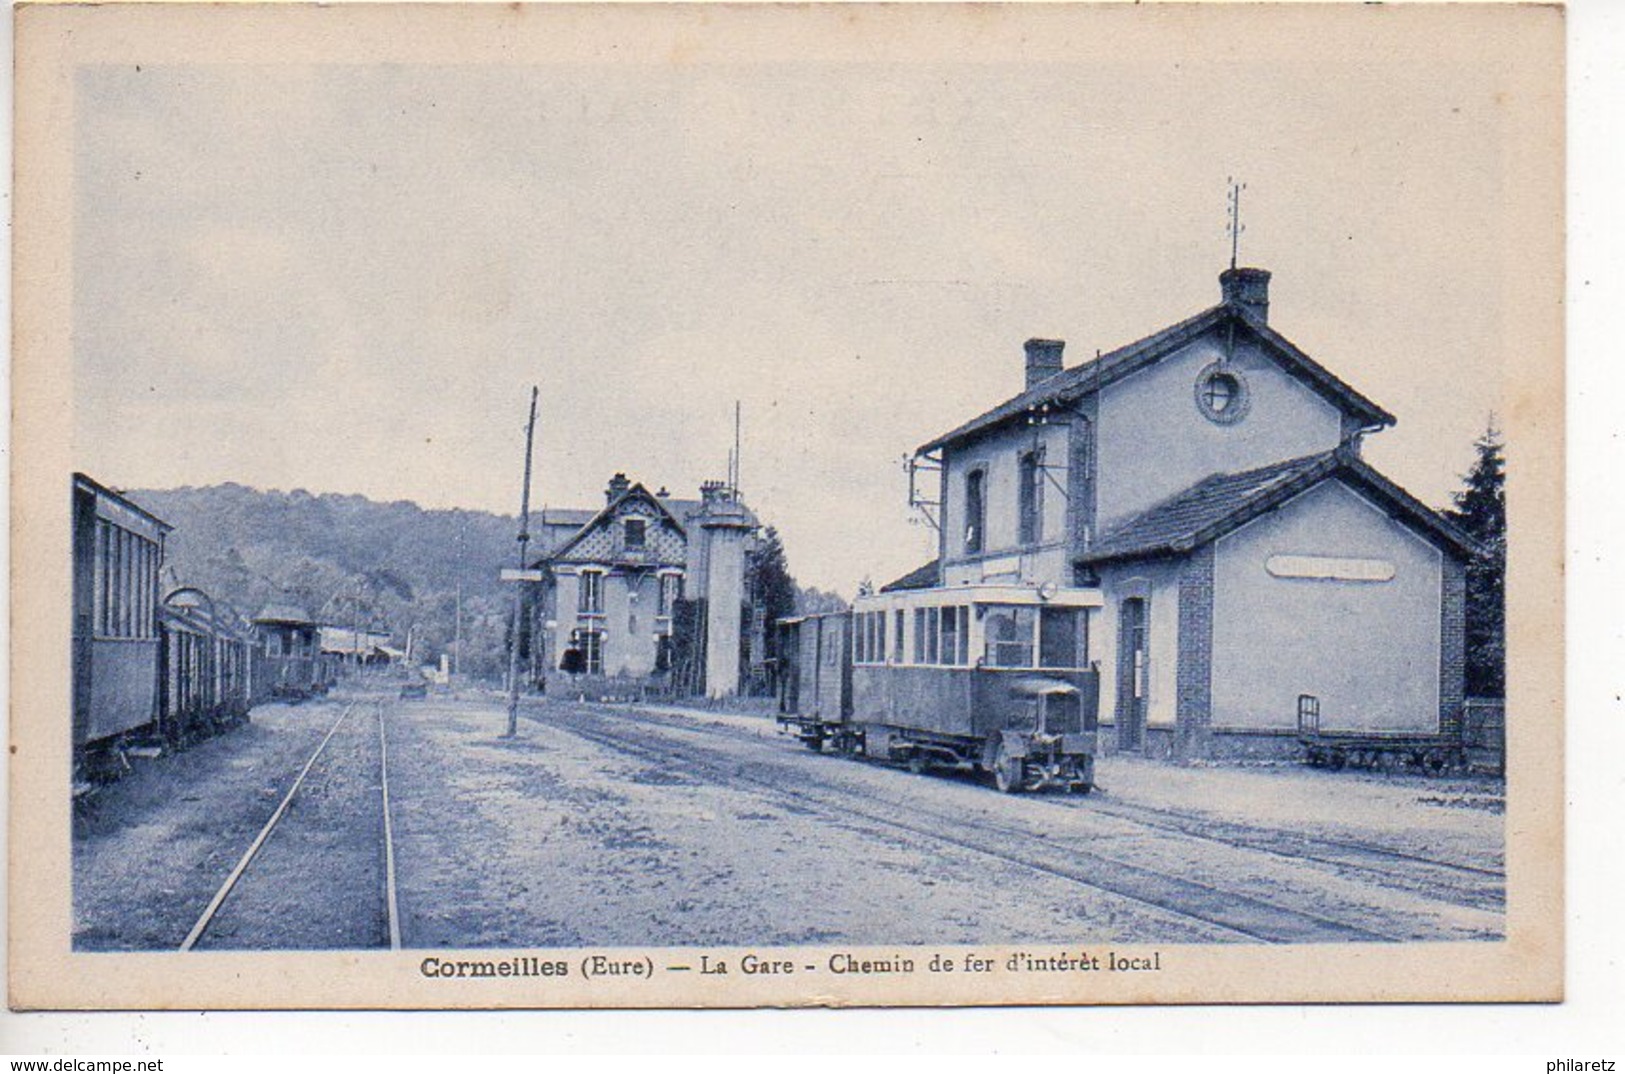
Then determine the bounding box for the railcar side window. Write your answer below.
[893,610,905,663]
[855,610,890,665]
[984,606,1037,668]
[940,606,965,665]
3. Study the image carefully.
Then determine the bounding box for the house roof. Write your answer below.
[916,303,1394,456]
[541,482,687,564]
[1076,449,1478,566]
[530,480,761,569]
[254,603,316,626]
[881,558,941,592]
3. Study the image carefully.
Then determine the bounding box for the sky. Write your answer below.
[69,6,1555,595]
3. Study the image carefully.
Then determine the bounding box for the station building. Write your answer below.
[894,267,1477,761]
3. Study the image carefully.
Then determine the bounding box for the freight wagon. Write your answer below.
[778,585,1102,793]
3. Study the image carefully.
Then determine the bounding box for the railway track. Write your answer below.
[535,703,1419,945]
[181,697,401,952]
[625,701,1506,914]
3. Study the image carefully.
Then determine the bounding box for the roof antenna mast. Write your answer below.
[1227,176,1247,271]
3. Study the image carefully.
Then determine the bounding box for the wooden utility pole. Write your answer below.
[503,386,540,738]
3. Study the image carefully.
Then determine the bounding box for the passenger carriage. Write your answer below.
[72,474,171,774]
[778,585,1102,793]
[158,587,257,743]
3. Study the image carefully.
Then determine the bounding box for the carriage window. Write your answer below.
[984,606,1037,668]
[1039,607,1085,668]
[894,610,905,662]
[92,519,159,640]
[913,609,927,662]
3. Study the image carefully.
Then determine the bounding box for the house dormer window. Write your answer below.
[624,518,646,549]
[964,468,986,554]
[1195,362,1251,424]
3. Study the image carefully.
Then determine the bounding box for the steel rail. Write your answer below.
[630,701,1504,893]
[180,701,357,952]
[378,700,402,950]
[535,705,1400,944]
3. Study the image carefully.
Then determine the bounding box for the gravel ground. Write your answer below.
[72,687,1505,951]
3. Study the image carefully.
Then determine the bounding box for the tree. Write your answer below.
[1445,419,1506,698]
[746,527,799,663]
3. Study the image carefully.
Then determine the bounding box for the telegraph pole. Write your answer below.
[503,386,540,739]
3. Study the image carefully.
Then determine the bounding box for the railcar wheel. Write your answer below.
[803,735,825,752]
[991,744,1024,794]
[907,751,928,775]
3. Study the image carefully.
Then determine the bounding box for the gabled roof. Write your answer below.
[917,304,1394,456]
[540,482,687,565]
[881,558,941,592]
[1076,449,1478,566]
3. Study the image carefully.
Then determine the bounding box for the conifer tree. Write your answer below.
[1445,420,1506,698]
[745,526,799,661]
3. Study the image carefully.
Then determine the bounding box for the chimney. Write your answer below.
[1024,338,1065,390]
[606,472,632,503]
[1220,267,1271,322]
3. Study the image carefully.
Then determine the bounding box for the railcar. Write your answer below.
[778,585,1102,793]
[72,474,171,773]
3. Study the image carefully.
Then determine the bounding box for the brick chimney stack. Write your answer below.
[606,472,632,503]
[1024,338,1065,390]
[1220,267,1271,322]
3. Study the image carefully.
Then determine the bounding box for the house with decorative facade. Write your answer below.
[525,474,757,698]
[892,266,1476,761]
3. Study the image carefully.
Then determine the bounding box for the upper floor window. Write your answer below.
[624,518,646,549]
[964,469,986,554]
[1195,362,1251,425]
[1018,450,1043,545]
[579,570,605,615]
[657,572,681,617]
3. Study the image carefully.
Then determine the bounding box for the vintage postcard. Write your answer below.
[10,2,1564,1009]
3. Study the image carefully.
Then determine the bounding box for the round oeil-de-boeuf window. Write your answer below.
[1195,362,1250,424]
